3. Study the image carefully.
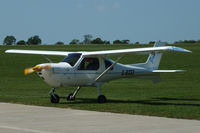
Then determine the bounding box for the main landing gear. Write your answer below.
[67,86,81,101]
[67,86,107,103]
[97,95,107,103]
[97,86,107,103]
[49,86,107,103]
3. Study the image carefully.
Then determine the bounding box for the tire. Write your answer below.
[50,94,60,103]
[97,95,107,103]
[67,93,75,101]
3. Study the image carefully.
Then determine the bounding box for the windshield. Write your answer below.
[61,53,82,66]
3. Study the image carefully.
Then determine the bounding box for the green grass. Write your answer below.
[0,44,200,119]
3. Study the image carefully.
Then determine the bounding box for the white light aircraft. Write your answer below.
[5,42,191,103]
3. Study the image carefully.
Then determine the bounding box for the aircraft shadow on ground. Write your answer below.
[59,97,200,107]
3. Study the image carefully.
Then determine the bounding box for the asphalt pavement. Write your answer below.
[0,103,199,133]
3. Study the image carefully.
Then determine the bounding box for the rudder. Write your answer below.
[145,42,166,70]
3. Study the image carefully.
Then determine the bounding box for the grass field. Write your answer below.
[0,44,200,119]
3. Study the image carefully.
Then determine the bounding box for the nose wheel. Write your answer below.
[49,88,60,103]
[50,94,60,103]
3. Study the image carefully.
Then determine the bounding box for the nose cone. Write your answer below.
[38,62,71,88]
[37,64,52,81]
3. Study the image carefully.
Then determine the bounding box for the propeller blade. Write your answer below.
[24,65,51,75]
[24,68,35,75]
[32,65,41,72]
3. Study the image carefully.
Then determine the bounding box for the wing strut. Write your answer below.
[95,54,126,82]
[44,55,53,63]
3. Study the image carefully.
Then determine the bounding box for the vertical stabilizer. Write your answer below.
[145,42,166,70]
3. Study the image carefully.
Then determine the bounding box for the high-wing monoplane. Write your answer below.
[5,42,191,103]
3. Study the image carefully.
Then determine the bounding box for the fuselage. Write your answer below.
[37,53,154,88]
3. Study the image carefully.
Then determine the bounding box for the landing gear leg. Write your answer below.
[49,88,60,103]
[67,86,81,101]
[97,87,107,103]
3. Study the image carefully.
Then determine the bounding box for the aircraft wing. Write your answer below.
[5,46,191,56]
[5,49,73,56]
[82,46,191,56]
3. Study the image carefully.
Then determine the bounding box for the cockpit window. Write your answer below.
[61,53,81,66]
[78,58,99,70]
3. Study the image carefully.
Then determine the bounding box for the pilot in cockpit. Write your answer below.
[86,58,99,70]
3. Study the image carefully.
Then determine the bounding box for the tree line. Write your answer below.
[2,35,42,45]
[1,34,200,45]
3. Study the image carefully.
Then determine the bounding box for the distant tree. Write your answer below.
[113,39,131,44]
[55,41,64,45]
[134,42,140,45]
[197,40,200,44]
[69,39,80,44]
[79,41,84,45]
[27,35,41,45]
[16,40,26,45]
[103,40,110,44]
[174,40,183,44]
[122,40,130,44]
[83,34,92,44]
[149,41,155,44]
[91,37,104,44]
[113,40,122,44]
[174,40,196,44]
[3,36,16,45]
[183,40,196,44]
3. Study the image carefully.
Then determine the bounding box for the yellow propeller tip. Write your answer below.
[24,69,28,75]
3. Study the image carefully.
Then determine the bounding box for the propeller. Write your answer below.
[24,65,51,75]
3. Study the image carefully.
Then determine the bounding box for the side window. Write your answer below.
[105,59,113,70]
[78,58,99,70]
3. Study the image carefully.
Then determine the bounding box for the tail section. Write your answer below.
[145,42,165,70]
[132,42,166,70]
[131,42,187,83]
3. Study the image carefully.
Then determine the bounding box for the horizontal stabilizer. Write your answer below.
[152,70,185,73]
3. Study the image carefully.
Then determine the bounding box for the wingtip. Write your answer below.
[172,46,192,53]
[5,50,9,53]
[186,50,192,53]
[5,49,16,53]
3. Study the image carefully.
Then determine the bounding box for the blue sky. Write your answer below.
[0,0,200,44]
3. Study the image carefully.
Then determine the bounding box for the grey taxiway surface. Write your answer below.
[0,103,199,133]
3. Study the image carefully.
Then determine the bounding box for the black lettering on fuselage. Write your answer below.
[122,70,134,76]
